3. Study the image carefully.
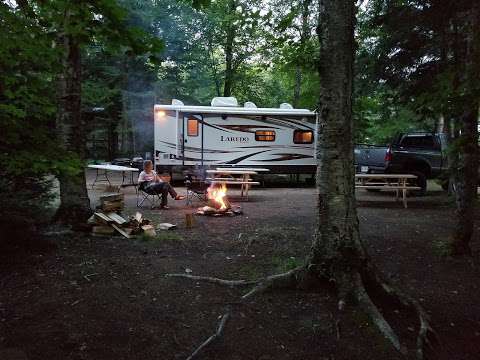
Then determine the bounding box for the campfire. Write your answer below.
[196,183,242,216]
[208,183,228,210]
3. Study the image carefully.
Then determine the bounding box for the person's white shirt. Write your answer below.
[138,170,163,184]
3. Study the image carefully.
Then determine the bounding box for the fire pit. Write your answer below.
[196,183,242,217]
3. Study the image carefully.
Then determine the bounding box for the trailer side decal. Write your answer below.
[160,140,242,154]
[256,153,314,162]
[216,124,279,133]
[223,150,270,164]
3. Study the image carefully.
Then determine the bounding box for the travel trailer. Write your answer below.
[154,97,317,175]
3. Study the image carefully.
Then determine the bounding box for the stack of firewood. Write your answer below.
[88,193,155,238]
[98,193,124,212]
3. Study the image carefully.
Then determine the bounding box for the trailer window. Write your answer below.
[255,130,275,141]
[187,118,199,137]
[293,130,313,144]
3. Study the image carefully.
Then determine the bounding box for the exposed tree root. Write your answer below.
[165,274,256,287]
[166,265,438,360]
[166,266,308,300]
[185,310,231,360]
[241,266,307,300]
[353,273,402,352]
[365,270,440,360]
[166,267,307,358]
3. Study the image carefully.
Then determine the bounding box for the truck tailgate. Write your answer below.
[354,146,387,171]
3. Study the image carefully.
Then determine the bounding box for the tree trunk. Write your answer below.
[55,32,91,224]
[223,0,236,97]
[207,38,222,97]
[436,114,445,133]
[451,107,479,254]
[308,0,366,298]
[293,64,302,107]
[450,2,480,255]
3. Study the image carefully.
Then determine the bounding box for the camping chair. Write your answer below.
[184,174,210,206]
[136,182,162,209]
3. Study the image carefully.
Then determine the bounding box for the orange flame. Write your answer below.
[208,183,227,210]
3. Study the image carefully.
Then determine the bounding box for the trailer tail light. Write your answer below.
[384,147,392,162]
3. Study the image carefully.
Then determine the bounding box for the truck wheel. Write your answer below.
[441,181,449,191]
[410,171,427,196]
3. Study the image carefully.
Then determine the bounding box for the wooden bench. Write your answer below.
[355,174,420,208]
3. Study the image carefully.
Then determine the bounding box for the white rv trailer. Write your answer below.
[154,97,317,174]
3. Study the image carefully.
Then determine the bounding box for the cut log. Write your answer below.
[105,212,127,225]
[141,224,156,237]
[100,193,124,203]
[94,212,111,224]
[122,227,134,236]
[185,213,195,228]
[134,212,143,223]
[92,225,115,235]
[102,200,124,212]
[111,224,132,239]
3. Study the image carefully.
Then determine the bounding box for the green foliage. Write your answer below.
[1,0,167,233]
[356,0,479,130]
[0,3,63,176]
[138,230,183,242]
[0,176,55,242]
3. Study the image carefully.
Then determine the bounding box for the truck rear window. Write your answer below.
[400,135,435,149]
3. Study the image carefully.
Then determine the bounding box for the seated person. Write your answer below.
[138,160,185,209]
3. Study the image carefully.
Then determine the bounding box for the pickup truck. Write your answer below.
[354,132,448,195]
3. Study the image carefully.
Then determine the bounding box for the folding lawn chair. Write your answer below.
[136,183,162,209]
[184,174,210,206]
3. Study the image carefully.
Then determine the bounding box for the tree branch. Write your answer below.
[186,310,231,360]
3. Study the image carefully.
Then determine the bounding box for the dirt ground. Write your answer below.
[1,170,480,360]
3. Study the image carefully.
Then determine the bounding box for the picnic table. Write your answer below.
[88,164,139,190]
[206,169,260,199]
[355,173,420,208]
[215,167,270,172]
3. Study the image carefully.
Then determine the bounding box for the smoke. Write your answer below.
[120,0,217,158]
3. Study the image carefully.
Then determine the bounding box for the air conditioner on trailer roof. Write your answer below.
[211,97,239,107]
[280,103,293,109]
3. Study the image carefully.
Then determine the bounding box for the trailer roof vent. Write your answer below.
[211,97,238,107]
[244,101,257,108]
[279,102,293,109]
[171,99,184,106]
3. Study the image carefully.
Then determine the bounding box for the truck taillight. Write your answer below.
[384,147,392,162]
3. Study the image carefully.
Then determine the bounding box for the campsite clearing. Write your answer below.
[1,172,479,360]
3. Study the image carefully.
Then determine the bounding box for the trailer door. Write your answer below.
[182,114,203,166]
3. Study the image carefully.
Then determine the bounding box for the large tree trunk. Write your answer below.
[450,2,480,255]
[223,0,236,97]
[293,64,302,107]
[308,0,366,298]
[451,107,479,254]
[207,39,222,97]
[55,31,91,224]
